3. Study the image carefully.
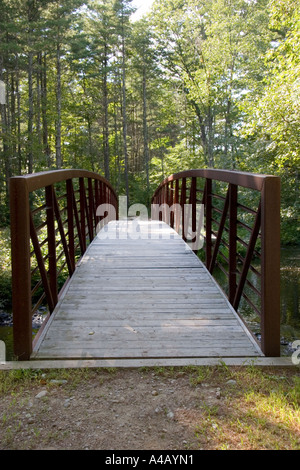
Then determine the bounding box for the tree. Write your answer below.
[150,0,272,168]
[114,0,135,205]
[241,0,300,243]
[46,0,85,169]
[84,0,119,180]
[130,19,158,200]
[0,0,25,196]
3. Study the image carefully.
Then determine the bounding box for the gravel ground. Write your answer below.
[0,367,239,451]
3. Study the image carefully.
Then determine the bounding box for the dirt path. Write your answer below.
[0,366,299,451]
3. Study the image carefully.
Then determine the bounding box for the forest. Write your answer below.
[0,0,299,244]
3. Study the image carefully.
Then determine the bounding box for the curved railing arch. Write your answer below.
[151,169,281,357]
[10,169,118,360]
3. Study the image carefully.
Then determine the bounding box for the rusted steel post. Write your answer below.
[164,183,168,222]
[66,179,75,272]
[174,179,180,232]
[209,189,229,274]
[87,178,94,242]
[229,184,237,304]
[170,180,174,228]
[205,179,212,268]
[261,176,281,356]
[10,177,32,360]
[79,177,86,252]
[114,191,119,220]
[46,185,58,307]
[94,179,100,229]
[180,178,187,241]
[190,177,197,250]
[158,187,162,221]
[72,182,85,256]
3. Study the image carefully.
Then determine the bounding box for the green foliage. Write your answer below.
[150,0,273,168]
[240,0,300,244]
[0,228,12,308]
[0,0,298,246]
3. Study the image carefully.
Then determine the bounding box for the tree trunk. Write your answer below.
[0,60,10,196]
[142,65,150,199]
[56,42,62,169]
[87,117,94,171]
[113,99,121,192]
[10,72,17,168]
[121,31,129,206]
[41,53,51,166]
[27,50,34,173]
[16,68,22,174]
[103,44,110,181]
[36,52,42,150]
[207,105,214,168]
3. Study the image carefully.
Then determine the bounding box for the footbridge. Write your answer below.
[9,169,281,364]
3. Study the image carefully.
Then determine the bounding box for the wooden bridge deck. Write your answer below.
[32,220,263,361]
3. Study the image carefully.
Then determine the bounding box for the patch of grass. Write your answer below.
[0,368,43,395]
[0,367,124,397]
[189,366,300,450]
[189,366,214,385]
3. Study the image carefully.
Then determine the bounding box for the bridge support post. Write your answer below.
[10,178,32,360]
[261,176,281,357]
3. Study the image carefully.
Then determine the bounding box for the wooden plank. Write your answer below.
[34,347,261,359]
[33,220,263,360]
[2,357,294,370]
[39,328,252,342]
[48,317,240,325]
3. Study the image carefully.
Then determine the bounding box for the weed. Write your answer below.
[189,366,213,385]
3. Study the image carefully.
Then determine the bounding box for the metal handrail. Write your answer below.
[10,169,118,360]
[151,168,281,357]
[9,167,281,359]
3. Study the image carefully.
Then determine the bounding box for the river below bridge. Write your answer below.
[1,246,299,361]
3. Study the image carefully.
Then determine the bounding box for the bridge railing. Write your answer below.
[10,169,118,360]
[151,169,281,357]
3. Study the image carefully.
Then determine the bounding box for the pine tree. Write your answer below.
[114,0,135,205]
[46,0,85,169]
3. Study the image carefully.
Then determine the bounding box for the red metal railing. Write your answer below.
[151,169,281,357]
[10,170,118,360]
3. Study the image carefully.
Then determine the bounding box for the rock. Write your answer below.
[0,312,13,326]
[152,390,158,396]
[35,390,48,399]
[32,310,47,329]
[167,411,174,419]
[226,379,237,386]
[50,379,68,385]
